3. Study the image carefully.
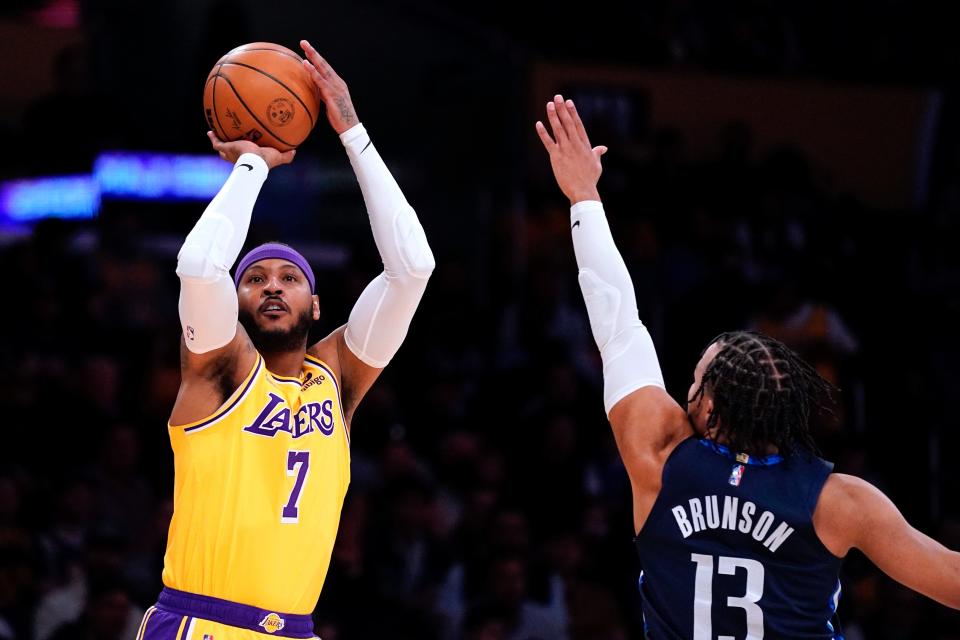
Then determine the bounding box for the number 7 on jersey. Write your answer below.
[282,450,310,523]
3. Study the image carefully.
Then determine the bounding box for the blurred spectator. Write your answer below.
[34,531,142,640]
[46,579,137,640]
[464,554,567,640]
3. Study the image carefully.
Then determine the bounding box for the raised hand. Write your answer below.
[300,40,359,135]
[535,94,608,205]
[206,131,295,169]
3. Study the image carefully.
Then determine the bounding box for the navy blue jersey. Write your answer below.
[635,437,843,639]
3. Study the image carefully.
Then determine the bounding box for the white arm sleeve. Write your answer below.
[176,153,268,353]
[340,124,435,368]
[570,200,665,415]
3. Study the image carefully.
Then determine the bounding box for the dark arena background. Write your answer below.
[1,1,960,638]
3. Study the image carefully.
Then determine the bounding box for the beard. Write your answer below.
[238,306,314,354]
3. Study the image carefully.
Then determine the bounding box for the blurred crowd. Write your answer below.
[1,112,959,638]
[454,0,960,83]
[2,0,960,639]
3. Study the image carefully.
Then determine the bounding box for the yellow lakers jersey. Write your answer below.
[162,353,350,614]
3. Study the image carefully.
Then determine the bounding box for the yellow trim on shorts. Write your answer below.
[135,606,156,640]
[174,616,188,639]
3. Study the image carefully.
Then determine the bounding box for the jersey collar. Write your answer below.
[698,438,783,466]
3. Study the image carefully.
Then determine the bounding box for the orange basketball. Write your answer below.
[202,42,320,151]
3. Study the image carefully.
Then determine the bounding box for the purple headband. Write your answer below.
[234,242,316,291]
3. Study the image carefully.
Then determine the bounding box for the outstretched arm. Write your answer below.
[301,41,435,422]
[814,473,960,609]
[171,135,294,424]
[536,95,691,530]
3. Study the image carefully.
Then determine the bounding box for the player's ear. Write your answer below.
[312,295,320,321]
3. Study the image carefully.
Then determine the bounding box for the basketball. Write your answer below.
[202,42,320,151]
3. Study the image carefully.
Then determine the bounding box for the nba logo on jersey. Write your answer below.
[259,613,285,634]
[202,635,214,640]
[728,463,745,486]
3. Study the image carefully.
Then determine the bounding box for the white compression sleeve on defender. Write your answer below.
[571,200,665,415]
[176,153,268,353]
[340,123,435,368]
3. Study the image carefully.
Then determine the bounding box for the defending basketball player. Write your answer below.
[536,94,960,638]
[137,41,434,640]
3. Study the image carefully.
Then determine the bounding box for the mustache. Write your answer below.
[259,296,290,313]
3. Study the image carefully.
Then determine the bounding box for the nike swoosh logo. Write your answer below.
[238,163,254,171]
[571,220,581,229]
[361,140,373,154]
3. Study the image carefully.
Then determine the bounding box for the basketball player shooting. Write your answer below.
[536,94,959,638]
[137,41,435,640]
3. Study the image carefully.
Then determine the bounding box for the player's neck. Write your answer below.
[708,431,780,457]
[261,347,307,378]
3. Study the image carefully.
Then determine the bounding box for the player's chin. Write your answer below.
[257,318,298,336]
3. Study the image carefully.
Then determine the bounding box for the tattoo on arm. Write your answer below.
[334,96,357,126]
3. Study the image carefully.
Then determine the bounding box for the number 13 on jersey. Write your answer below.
[691,553,765,640]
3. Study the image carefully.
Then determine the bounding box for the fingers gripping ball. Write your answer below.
[203,42,320,151]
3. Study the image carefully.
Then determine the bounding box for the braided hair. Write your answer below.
[690,331,836,458]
